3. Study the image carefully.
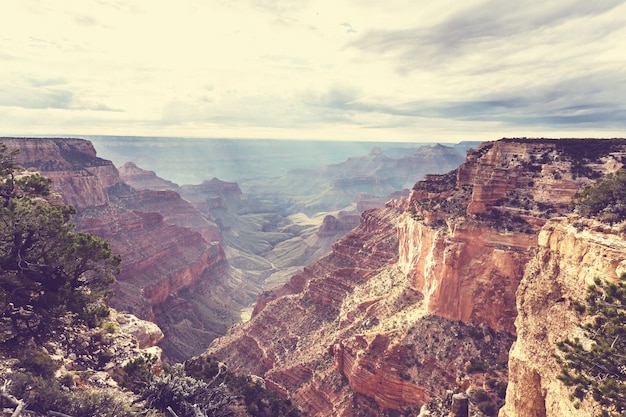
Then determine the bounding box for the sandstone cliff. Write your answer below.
[207,138,626,416]
[499,217,626,417]
[2,137,119,209]
[118,161,180,192]
[0,138,252,362]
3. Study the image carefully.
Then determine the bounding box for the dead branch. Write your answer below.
[10,400,27,417]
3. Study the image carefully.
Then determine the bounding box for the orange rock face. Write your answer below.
[208,138,626,415]
[1,137,245,361]
[500,217,626,417]
[3,137,119,209]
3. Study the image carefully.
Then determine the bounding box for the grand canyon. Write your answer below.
[2,136,626,417]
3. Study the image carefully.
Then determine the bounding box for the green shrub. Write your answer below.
[495,381,508,399]
[7,371,141,417]
[557,274,626,416]
[466,357,489,373]
[120,353,157,391]
[573,169,626,224]
[18,347,59,378]
[0,144,120,331]
[141,363,237,417]
[102,320,118,333]
[185,355,301,417]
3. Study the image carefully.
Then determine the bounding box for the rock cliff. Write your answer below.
[499,217,626,417]
[2,137,119,209]
[0,138,251,362]
[118,161,180,192]
[207,138,626,416]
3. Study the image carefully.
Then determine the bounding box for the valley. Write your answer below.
[0,136,466,362]
[4,136,624,416]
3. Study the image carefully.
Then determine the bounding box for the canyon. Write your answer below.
[0,137,464,363]
[4,136,626,416]
[0,138,242,361]
[207,138,626,416]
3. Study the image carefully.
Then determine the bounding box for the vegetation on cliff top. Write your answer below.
[573,168,626,225]
[1,142,299,416]
[555,167,626,416]
[557,274,626,417]
[0,142,121,335]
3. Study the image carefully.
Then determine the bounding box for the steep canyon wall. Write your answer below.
[500,217,626,417]
[208,138,626,416]
[0,138,251,361]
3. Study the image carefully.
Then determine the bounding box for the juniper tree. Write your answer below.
[557,274,626,416]
[573,169,626,224]
[0,142,120,330]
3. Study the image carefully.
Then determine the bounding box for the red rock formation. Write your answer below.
[119,161,180,192]
[2,137,119,209]
[402,139,626,333]
[0,137,245,361]
[208,138,626,415]
[500,217,626,417]
[317,214,361,238]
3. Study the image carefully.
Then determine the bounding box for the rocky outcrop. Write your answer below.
[0,138,247,361]
[317,214,361,238]
[403,139,626,333]
[114,310,164,350]
[499,217,626,417]
[181,178,244,210]
[208,138,626,416]
[0,308,164,416]
[1,137,119,209]
[119,161,180,192]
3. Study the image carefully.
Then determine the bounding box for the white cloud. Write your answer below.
[1,0,625,141]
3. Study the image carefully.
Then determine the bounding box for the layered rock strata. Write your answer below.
[208,138,626,415]
[499,217,626,417]
[0,138,248,361]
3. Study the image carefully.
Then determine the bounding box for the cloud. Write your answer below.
[246,0,309,14]
[24,76,68,88]
[350,0,624,70]
[0,85,73,110]
[2,0,625,141]
[340,22,356,33]
[304,85,361,109]
[0,84,123,112]
[290,68,626,132]
[74,14,99,26]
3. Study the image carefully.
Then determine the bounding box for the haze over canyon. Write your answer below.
[2,136,626,417]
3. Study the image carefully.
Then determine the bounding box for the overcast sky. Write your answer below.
[1,0,625,142]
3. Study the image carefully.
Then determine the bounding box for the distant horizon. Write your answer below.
[3,133,626,145]
[1,132,476,144]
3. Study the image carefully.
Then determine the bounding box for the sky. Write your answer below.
[1,0,625,142]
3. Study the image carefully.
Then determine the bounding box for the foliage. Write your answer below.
[6,371,145,417]
[120,352,158,391]
[573,169,626,224]
[466,357,489,373]
[475,208,533,233]
[15,173,52,196]
[0,143,120,331]
[185,355,301,417]
[470,388,498,416]
[18,346,59,378]
[141,363,237,417]
[557,274,626,416]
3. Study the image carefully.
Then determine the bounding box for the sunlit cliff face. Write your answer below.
[208,138,626,416]
[501,217,626,417]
